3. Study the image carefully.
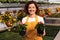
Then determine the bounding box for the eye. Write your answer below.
[33,7,35,8]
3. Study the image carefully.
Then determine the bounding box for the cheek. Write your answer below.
[28,9,32,12]
[28,9,30,11]
[33,9,37,12]
[33,7,36,11]
[34,9,36,12]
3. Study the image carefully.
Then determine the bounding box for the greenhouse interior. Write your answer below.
[0,0,60,40]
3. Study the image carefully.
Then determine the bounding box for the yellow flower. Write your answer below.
[46,8,51,11]
[13,18,16,21]
[17,13,21,16]
[56,7,60,12]
[9,16,12,18]
[10,24,13,26]
[10,13,12,14]
[0,19,2,22]
[5,14,8,16]
[8,28,11,31]
[12,17,17,22]
[0,16,1,18]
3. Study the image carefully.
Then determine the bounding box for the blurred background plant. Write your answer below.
[39,8,45,18]
[17,10,27,21]
[11,23,27,36]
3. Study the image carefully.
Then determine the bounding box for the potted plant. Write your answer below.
[35,22,45,36]
[19,24,27,36]
[11,21,27,36]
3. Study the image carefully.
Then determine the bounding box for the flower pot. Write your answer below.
[19,30,26,36]
[37,28,43,35]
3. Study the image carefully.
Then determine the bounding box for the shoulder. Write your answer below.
[37,16,44,19]
[37,16,45,24]
[22,16,27,24]
[22,16,27,20]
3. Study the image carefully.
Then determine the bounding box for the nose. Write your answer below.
[29,8,34,11]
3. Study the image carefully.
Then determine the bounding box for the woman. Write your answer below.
[22,1,46,40]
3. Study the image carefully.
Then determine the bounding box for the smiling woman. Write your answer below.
[22,1,46,40]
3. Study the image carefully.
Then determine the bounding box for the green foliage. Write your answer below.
[35,23,45,35]
[35,23,44,29]
[53,13,60,18]
[43,36,54,40]
[3,15,10,21]
[45,26,60,37]
[17,11,27,21]
[0,31,24,40]
[11,24,27,33]
[35,23,45,31]
[0,0,6,3]
[1,25,60,40]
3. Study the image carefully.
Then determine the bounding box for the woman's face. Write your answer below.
[28,4,36,15]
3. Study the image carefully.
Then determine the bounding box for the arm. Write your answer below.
[38,16,46,36]
[43,28,46,36]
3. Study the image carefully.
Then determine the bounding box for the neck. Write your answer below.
[28,14,36,18]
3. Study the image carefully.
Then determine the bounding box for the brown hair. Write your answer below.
[24,1,39,15]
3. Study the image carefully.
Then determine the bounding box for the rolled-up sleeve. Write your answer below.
[22,17,27,24]
[38,16,45,24]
